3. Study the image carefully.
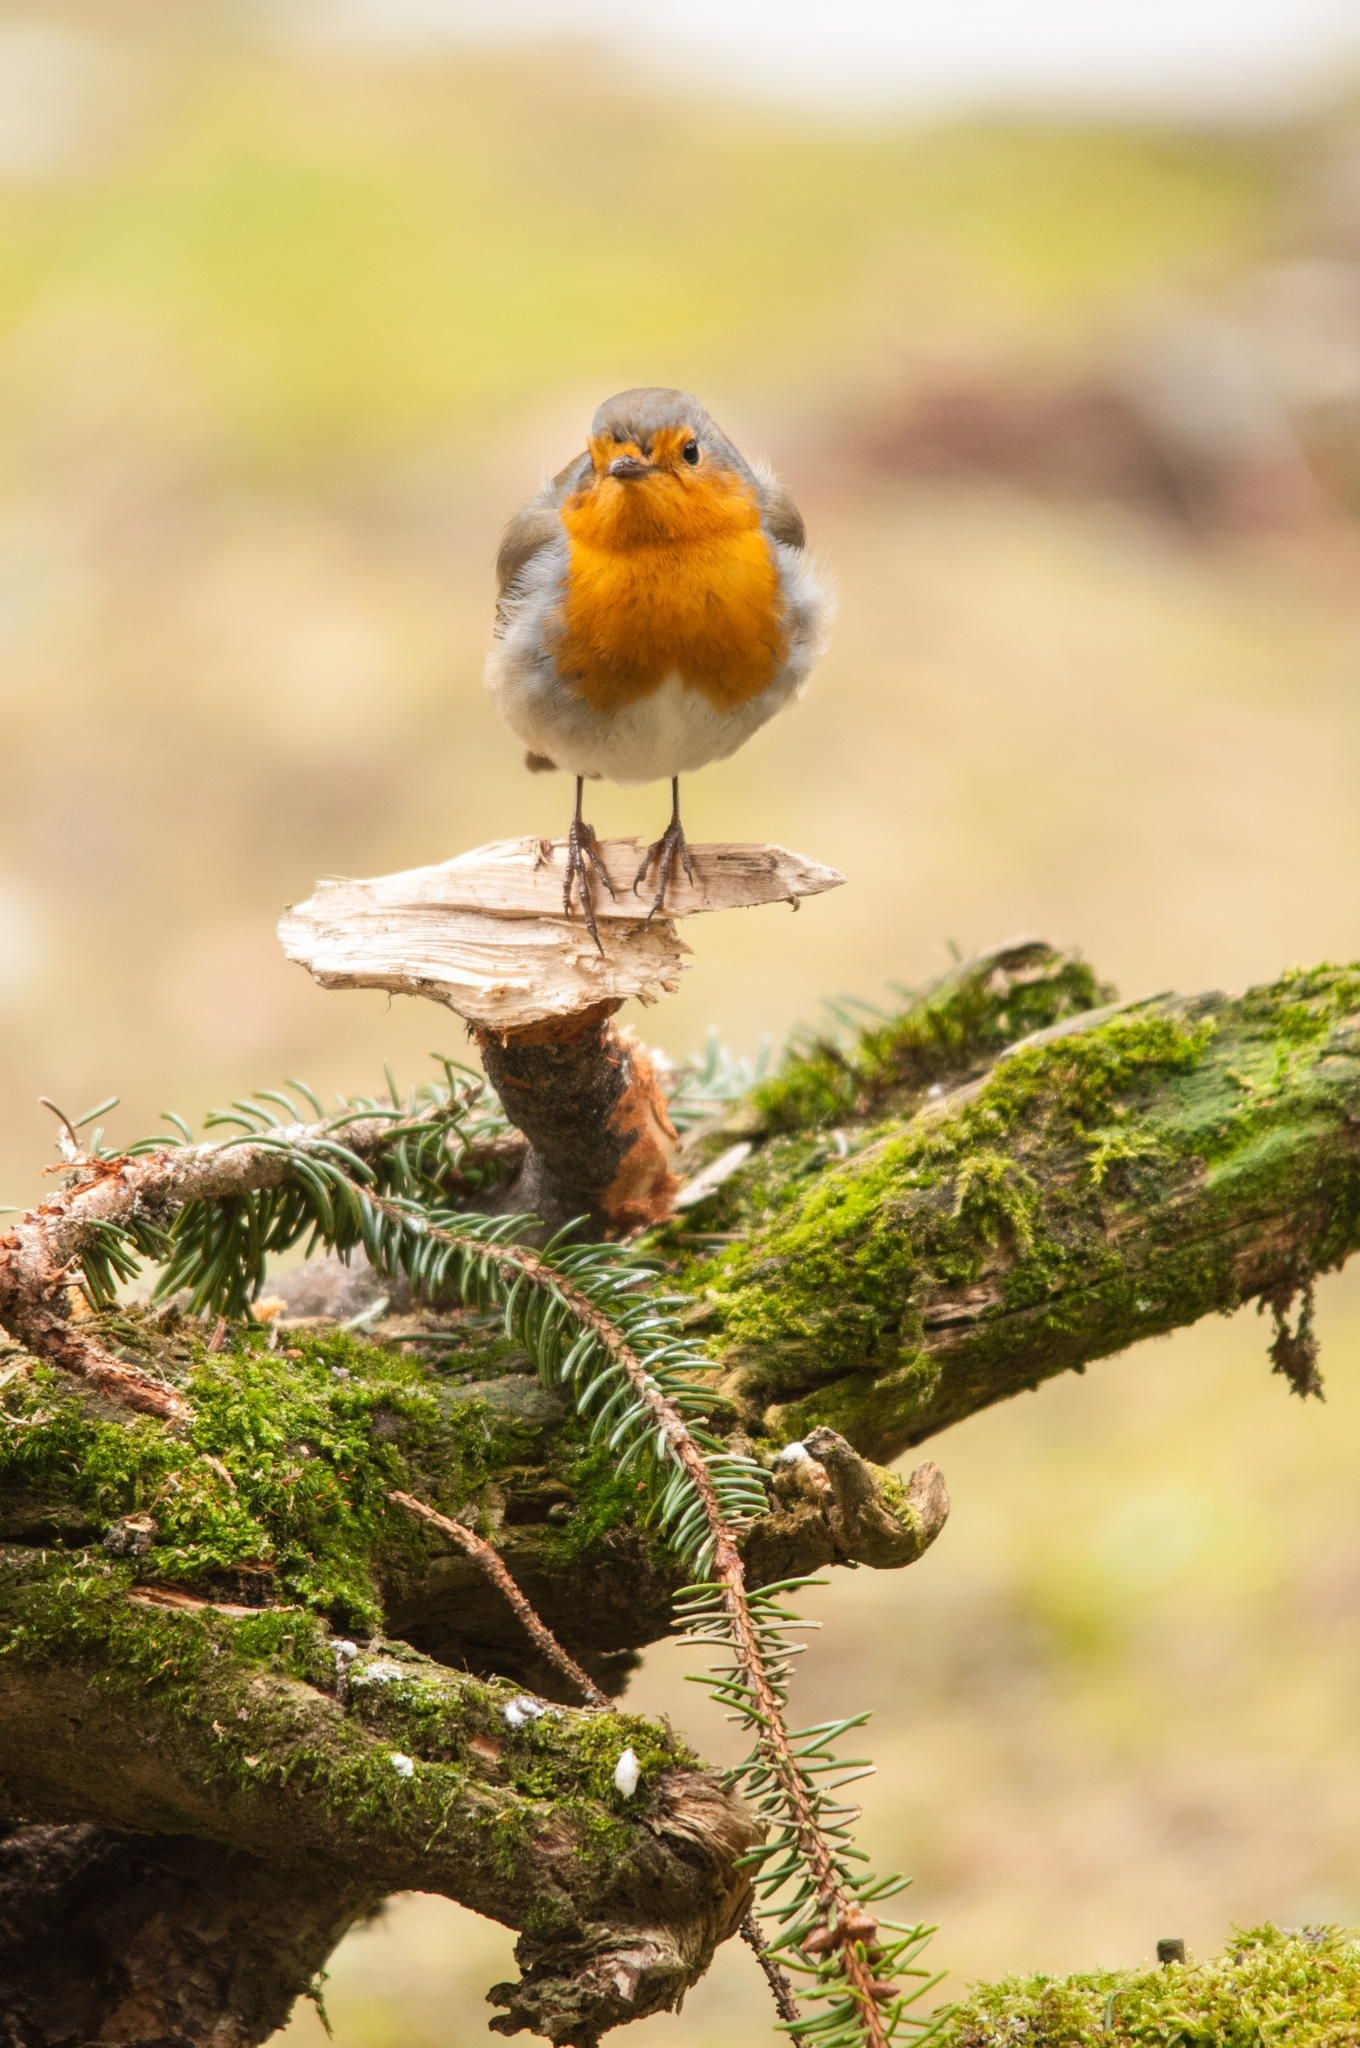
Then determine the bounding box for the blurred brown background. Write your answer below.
[2,3,1359,2041]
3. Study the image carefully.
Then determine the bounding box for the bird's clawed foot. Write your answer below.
[632,814,695,923]
[563,814,617,953]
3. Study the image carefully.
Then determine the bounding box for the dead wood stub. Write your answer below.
[0,1825,375,2048]
[279,834,843,1233]
[476,1002,678,1232]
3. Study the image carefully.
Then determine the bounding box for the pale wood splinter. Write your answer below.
[278,835,844,1033]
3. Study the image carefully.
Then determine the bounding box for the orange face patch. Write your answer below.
[555,446,787,715]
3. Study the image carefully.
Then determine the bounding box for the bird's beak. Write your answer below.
[607,454,653,481]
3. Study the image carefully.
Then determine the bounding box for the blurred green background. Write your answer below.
[2,3,1359,2041]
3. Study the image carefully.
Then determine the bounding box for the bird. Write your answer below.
[485,386,831,948]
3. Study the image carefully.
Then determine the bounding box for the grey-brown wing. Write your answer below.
[493,452,588,631]
[760,475,807,551]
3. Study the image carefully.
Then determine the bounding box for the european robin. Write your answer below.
[486,387,831,946]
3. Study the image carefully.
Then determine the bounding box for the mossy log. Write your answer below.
[2,941,1359,2044]
[951,1924,1360,2046]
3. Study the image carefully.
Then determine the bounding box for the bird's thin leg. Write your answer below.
[562,775,616,953]
[632,777,695,922]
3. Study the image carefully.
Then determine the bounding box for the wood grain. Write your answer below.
[278,836,845,1029]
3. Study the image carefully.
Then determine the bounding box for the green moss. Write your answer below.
[499,1698,690,1807]
[752,946,1111,1135]
[0,1551,689,1883]
[970,1011,1214,1135]
[949,1924,1360,2046]
[702,1127,928,1380]
[1083,1124,1164,1187]
[533,1438,663,1568]
[705,1007,1215,1410]
[950,1150,1039,1254]
[1242,963,1360,1040]
[0,1322,528,1631]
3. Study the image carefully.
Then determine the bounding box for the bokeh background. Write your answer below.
[2,2,1360,2040]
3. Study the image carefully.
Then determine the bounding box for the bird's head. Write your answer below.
[566,387,759,548]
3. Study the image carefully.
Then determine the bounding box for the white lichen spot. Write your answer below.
[351,1658,403,1687]
[502,1695,547,1731]
[331,1637,360,1701]
[613,1747,641,1798]
[389,1752,415,1779]
[774,1441,811,1467]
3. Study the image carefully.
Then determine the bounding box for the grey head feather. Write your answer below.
[591,387,756,486]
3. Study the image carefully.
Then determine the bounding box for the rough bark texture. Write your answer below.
[476,1003,678,1232]
[2,941,1358,2045]
[0,1824,374,2048]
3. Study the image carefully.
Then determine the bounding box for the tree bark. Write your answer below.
[0,1824,374,2048]
[475,1002,679,1232]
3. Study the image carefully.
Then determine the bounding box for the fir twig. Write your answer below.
[743,1914,804,2027]
[319,1188,940,2045]
[0,1067,506,1417]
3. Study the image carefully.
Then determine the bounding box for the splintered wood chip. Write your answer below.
[279,836,845,1031]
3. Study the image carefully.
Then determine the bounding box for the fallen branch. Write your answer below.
[5,940,1358,2047]
[0,1556,757,2044]
[690,952,1360,1460]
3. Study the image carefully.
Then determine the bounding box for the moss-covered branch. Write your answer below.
[0,1108,462,1420]
[680,949,1360,1461]
[0,1544,756,2043]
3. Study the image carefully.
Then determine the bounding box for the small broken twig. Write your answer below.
[387,1489,608,1708]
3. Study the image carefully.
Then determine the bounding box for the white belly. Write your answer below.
[487,661,797,786]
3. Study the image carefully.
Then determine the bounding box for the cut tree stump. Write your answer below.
[278,835,845,1233]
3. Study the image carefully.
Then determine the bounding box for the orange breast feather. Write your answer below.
[556,470,787,716]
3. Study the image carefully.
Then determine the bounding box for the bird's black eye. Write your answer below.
[681,438,700,465]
